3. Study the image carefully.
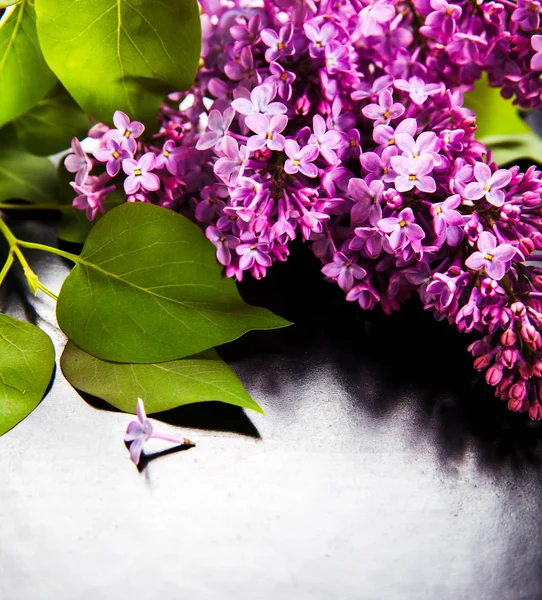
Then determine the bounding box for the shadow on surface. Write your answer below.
[223,241,542,475]
[79,390,261,439]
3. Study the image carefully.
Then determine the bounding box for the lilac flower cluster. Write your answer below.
[65,0,542,418]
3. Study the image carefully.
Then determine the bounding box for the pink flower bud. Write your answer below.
[510,382,527,402]
[521,323,541,348]
[501,348,517,368]
[474,354,491,370]
[486,365,503,386]
[383,188,402,209]
[294,94,311,116]
[533,360,542,377]
[501,329,517,346]
[511,302,526,317]
[518,236,535,257]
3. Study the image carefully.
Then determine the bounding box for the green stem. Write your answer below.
[37,282,58,302]
[0,217,79,299]
[0,252,14,287]
[0,203,75,212]
[17,241,80,263]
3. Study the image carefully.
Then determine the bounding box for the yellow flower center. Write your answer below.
[350,139,357,147]
[164,150,170,157]
[400,220,407,227]
[278,42,284,50]
[267,132,273,139]
[383,111,391,119]
[112,151,120,159]
[281,73,288,81]
[134,169,142,176]
[409,174,417,180]
[484,184,491,191]
[485,253,493,261]
[124,130,131,138]
[435,206,441,214]
[293,160,300,166]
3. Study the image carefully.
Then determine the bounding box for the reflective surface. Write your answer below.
[0,215,541,600]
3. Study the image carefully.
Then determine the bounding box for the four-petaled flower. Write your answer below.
[284,140,319,177]
[206,226,239,265]
[196,107,235,151]
[394,77,442,105]
[214,136,249,184]
[231,83,287,116]
[362,90,405,125]
[463,162,512,207]
[304,21,338,58]
[246,114,288,151]
[94,138,132,177]
[155,139,183,175]
[236,242,273,270]
[308,115,342,164]
[390,155,436,193]
[105,111,145,153]
[122,153,160,194]
[430,194,464,236]
[378,207,426,251]
[349,178,384,226]
[124,398,194,466]
[321,252,367,292]
[64,138,92,185]
[261,24,294,62]
[465,231,518,280]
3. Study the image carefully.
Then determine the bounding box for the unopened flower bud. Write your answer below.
[486,365,503,386]
[511,302,526,317]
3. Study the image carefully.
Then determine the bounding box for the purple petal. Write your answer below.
[473,162,491,186]
[465,251,486,270]
[478,231,497,252]
[485,260,506,280]
[486,189,505,207]
[492,244,517,262]
[463,182,485,201]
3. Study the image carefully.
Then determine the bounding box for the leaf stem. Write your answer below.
[0,252,14,287]
[0,216,79,299]
[0,203,75,212]
[17,240,80,263]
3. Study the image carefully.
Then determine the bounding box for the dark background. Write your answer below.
[0,210,541,600]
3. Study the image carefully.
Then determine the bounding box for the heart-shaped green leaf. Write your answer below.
[57,203,291,363]
[0,134,59,204]
[35,0,202,127]
[0,313,55,436]
[0,1,57,127]
[61,340,262,414]
[14,85,91,156]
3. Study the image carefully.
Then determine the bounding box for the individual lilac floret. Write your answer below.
[531,35,542,71]
[303,20,338,58]
[155,139,183,175]
[196,107,235,151]
[261,24,294,62]
[358,0,396,37]
[206,226,239,265]
[423,0,462,36]
[362,90,405,126]
[463,163,512,207]
[236,241,273,270]
[430,194,464,236]
[122,153,160,194]
[214,137,249,185]
[231,83,287,116]
[378,207,425,251]
[94,138,132,177]
[105,111,145,153]
[465,232,518,280]
[71,174,115,221]
[394,77,442,105]
[124,398,194,466]
[391,155,436,193]
[266,62,296,101]
[308,115,342,164]
[321,252,366,292]
[284,140,319,177]
[64,138,92,186]
[349,178,384,226]
[246,114,287,151]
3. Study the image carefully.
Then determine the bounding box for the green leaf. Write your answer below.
[0,137,59,204]
[61,340,262,414]
[0,1,57,127]
[480,133,542,167]
[0,313,55,436]
[14,85,91,156]
[35,0,202,127]
[464,75,530,140]
[56,203,291,363]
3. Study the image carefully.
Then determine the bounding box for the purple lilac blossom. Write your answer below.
[65,0,542,419]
